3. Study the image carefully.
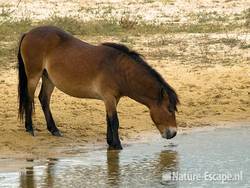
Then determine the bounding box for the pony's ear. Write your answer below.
[159,87,178,112]
[161,87,167,97]
[158,87,165,104]
[162,87,178,113]
[168,92,178,113]
[168,104,176,113]
[159,87,168,105]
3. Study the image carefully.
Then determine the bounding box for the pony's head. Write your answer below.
[150,87,179,139]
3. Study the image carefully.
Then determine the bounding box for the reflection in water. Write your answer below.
[19,159,58,188]
[44,158,58,187]
[20,166,35,188]
[106,149,178,187]
[107,150,121,187]
[157,150,178,172]
[16,149,178,188]
[157,150,178,187]
[4,126,249,187]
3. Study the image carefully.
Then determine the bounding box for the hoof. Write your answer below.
[108,144,123,150]
[26,129,34,136]
[52,130,62,137]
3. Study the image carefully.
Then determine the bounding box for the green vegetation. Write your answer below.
[244,8,250,27]
[0,7,248,42]
[41,16,123,36]
[240,43,250,49]
[0,13,247,45]
[0,18,32,41]
[191,11,227,23]
[143,0,175,4]
[0,4,12,17]
[218,38,241,47]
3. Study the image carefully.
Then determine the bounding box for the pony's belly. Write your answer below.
[47,71,102,99]
[44,54,103,100]
[55,84,101,99]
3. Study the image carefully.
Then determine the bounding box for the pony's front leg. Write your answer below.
[106,114,113,145]
[104,98,122,150]
[106,113,122,150]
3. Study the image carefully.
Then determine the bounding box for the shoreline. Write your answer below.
[0,121,249,160]
[0,121,249,173]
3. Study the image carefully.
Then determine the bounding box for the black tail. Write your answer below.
[18,34,32,121]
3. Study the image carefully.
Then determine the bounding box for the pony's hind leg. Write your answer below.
[25,77,41,136]
[39,71,62,136]
[25,96,34,135]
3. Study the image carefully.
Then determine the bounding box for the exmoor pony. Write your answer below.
[17,26,179,149]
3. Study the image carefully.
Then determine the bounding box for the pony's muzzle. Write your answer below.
[162,127,177,139]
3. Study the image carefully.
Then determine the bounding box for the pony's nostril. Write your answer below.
[172,131,177,138]
[166,128,177,139]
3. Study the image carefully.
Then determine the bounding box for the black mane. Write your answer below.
[102,42,179,112]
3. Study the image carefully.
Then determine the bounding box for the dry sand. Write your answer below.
[0,0,249,159]
[0,0,249,24]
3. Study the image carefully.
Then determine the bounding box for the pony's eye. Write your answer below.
[168,106,174,113]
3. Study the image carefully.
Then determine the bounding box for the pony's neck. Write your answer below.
[121,62,161,108]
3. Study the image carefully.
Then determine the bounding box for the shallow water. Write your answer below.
[0,124,250,188]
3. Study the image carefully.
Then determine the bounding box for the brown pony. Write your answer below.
[17,26,179,150]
